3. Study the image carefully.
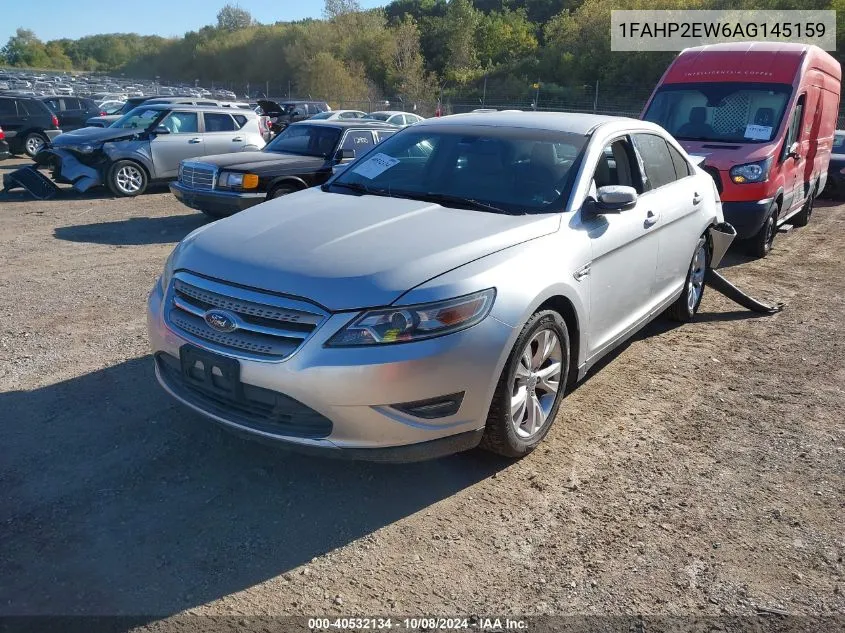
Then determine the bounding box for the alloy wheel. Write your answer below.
[115,165,144,194]
[25,135,44,156]
[510,328,563,439]
[687,239,707,312]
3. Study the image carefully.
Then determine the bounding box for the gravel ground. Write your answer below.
[1,159,843,625]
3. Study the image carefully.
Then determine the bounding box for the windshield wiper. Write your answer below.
[324,181,395,197]
[407,192,523,215]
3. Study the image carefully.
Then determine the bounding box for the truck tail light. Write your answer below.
[50,114,59,128]
[0,127,5,140]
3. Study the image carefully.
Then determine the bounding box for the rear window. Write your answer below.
[232,114,248,129]
[204,113,236,132]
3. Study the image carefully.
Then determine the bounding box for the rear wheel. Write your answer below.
[792,184,816,227]
[107,160,148,197]
[480,310,570,458]
[747,200,778,258]
[667,236,708,322]
[23,132,48,158]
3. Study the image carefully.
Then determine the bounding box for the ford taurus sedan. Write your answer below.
[147,112,733,461]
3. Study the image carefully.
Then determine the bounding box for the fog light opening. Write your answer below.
[390,392,465,420]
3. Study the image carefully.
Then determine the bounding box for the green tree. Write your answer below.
[443,0,481,82]
[476,8,538,67]
[217,3,255,31]
[324,0,362,19]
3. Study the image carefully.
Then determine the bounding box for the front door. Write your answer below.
[781,94,806,214]
[149,111,203,178]
[581,137,660,359]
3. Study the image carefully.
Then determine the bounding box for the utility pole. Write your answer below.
[593,80,599,113]
[288,80,291,98]
[482,74,487,107]
[534,78,541,111]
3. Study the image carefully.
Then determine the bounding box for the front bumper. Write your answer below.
[170,181,266,216]
[721,198,774,239]
[36,149,103,192]
[147,280,513,461]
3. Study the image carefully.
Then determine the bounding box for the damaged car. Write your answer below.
[36,104,265,196]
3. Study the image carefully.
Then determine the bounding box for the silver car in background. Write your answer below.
[147,112,732,461]
[38,104,265,196]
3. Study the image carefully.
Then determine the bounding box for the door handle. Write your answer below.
[232,137,243,142]
[692,192,702,205]
[644,210,659,227]
[188,138,202,144]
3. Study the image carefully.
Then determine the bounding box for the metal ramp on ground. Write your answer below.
[2,166,60,200]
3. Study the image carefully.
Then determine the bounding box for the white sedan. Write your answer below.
[365,111,425,127]
[309,110,368,121]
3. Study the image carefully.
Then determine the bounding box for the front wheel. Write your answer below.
[480,310,570,458]
[667,236,708,322]
[107,160,148,197]
[746,200,778,258]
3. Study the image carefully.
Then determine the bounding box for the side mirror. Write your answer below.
[335,148,355,162]
[153,125,170,135]
[587,185,638,214]
[292,110,303,117]
[788,141,800,158]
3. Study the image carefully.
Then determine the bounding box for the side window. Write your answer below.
[160,111,198,134]
[592,138,640,192]
[65,98,80,110]
[0,99,17,116]
[632,133,677,191]
[232,114,248,129]
[391,114,406,126]
[45,98,61,111]
[341,130,375,151]
[17,100,34,116]
[667,143,692,179]
[785,94,805,148]
[204,113,237,132]
[375,130,396,143]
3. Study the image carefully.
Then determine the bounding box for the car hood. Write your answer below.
[194,151,324,172]
[177,187,560,311]
[51,126,143,146]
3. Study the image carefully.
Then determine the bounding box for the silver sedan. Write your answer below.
[147,112,732,461]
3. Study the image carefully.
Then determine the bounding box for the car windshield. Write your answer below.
[367,113,391,121]
[328,126,588,215]
[265,124,341,157]
[643,82,792,143]
[309,112,333,120]
[111,107,165,130]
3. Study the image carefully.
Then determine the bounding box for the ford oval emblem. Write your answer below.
[204,309,238,333]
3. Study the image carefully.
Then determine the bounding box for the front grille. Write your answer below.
[165,272,328,361]
[179,163,216,190]
[702,165,723,193]
[156,353,332,438]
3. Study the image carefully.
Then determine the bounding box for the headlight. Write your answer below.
[158,246,178,293]
[218,171,259,189]
[730,157,772,184]
[326,289,496,347]
[65,143,98,154]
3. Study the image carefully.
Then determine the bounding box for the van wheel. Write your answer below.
[747,200,779,258]
[23,132,48,158]
[667,236,708,322]
[107,160,148,197]
[480,310,570,458]
[792,185,816,227]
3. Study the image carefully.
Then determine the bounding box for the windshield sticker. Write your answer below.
[744,124,773,141]
[353,153,400,179]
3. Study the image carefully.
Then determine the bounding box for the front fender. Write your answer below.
[103,144,154,178]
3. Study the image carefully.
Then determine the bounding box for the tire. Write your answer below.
[267,183,298,200]
[667,236,709,322]
[107,160,148,197]
[746,199,779,258]
[792,184,816,228]
[480,310,570,458]
[23,132,48,158]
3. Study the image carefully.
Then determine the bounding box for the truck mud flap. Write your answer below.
[705,269,784,314]
[2,166,60,200]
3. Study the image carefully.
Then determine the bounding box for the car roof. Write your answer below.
[290,119,399,129]
[130,103,256,115]
[368,111,409,116]
[414,111,642,135]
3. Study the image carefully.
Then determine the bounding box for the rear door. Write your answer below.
[201,112,245,154]
[149,110,203,178]
[632,132,704,305]
[0,98,25,148]
[59,97,87,131]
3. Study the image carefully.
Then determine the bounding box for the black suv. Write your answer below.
[40,96,102,133]
[257,99,330,135]
[170,119,398,218]
[0,95,62,157]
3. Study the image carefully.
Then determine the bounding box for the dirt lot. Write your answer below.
[1,158,843,625]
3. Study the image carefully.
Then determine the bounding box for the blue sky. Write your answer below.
[1,0,388,43]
